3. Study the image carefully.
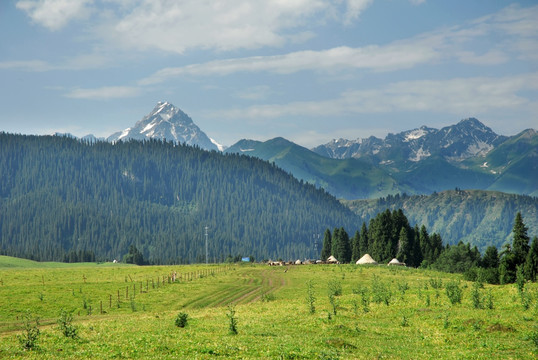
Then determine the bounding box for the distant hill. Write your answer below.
[225,137,409,199]
[0,133,358,263]
[227,119,537,199]
[343,190,538,253]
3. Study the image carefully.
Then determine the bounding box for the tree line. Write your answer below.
[321,209,444,267]
[320,209,538,284]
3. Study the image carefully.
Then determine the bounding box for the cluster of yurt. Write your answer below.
[322,254,406,266]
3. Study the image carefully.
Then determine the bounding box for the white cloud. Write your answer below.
[65,86,142,100]
[139,42,439,84]
[233,86,274,101]
[16,0,373,51]
[96,0,364,53]
[139,4,538,84]
[343,0,373,25]
[0,60,54,72]
[16,0,94,31]
[212,72,538,119]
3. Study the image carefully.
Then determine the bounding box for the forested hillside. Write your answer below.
[0,133,359,263]
[343,190,538,252]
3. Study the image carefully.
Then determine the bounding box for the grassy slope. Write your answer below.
[463,129,538,196]
[0,258,537,359]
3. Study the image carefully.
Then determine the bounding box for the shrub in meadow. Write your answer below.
[445,280,463,305]
[57,309,78,338]
[175,312,188,328]
[227,305,238,335]
[18,311,40,350]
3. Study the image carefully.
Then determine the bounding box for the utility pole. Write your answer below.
[312,233,319,259]
[205,226,209,264]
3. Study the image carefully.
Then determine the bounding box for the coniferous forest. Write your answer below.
[0,133,359,263]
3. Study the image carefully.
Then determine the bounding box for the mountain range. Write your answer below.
[225,119,537,199]
[69,102,536,200]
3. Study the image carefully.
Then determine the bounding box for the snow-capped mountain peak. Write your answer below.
[107,102,219,151]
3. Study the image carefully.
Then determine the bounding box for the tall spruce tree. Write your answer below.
[369,209,392,262]
[501,212,531,284]
[331,227,340,260]
[396,227,410,264]
[337,227,351,263]
[512,212,530,266]
[481,246,499,268]
[321,228,332,261]
[351,230,360,263]
[419,225,431,265]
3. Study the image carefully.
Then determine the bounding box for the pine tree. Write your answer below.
[499,244,517,284]
[321,228,332,261]
[481,246,499,268]
[419,225,431,266]
[524,237,538,281]
[396,227,410,264]
[336,227,351,263]
[331,227,340,261]
[512,212,530,266]
[351,230,360,263]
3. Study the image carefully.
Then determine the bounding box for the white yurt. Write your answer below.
[356,254,378,265]
[388,258,405,266]
[327,255,339,264]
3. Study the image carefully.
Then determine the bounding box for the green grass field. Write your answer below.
[0,256,537,359]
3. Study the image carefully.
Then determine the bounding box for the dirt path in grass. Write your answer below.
[182,268,287,309]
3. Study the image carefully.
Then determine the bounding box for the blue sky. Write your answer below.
[1,0,537,148]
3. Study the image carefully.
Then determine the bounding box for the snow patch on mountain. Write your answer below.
[210,138,227,152]
[409,147,431,162]
[404,128,428,142]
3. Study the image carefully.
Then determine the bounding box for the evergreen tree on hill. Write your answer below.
[500,212,531,284]
[351,230,360,263]
[321,229,332,261]
[124,245,146,265]
[512,212,530,266]
[481,246,500,268]
[332,227,351,263]
[396,227,411,265]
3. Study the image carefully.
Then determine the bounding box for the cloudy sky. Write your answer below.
[1,0,537,147]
